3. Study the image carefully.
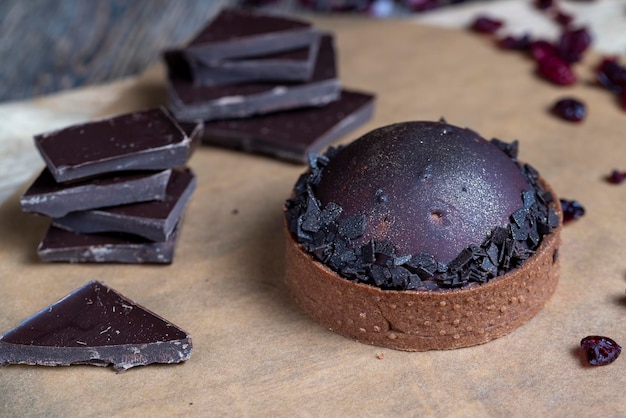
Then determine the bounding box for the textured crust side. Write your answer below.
[284,180,562,351]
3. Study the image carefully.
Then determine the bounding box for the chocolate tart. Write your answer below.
[284,121,562,351]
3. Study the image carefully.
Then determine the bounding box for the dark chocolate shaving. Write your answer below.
[285,137,559,291]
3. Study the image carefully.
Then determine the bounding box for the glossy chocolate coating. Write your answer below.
[52,168,196,241]
[315,121,530,264]
[34,107,190,183]
[189,9,311,45]
[187,38,320,86]
[186,8,316,62]
[190,89,374,163]
[37,224,179,264]
[21,168,171,218]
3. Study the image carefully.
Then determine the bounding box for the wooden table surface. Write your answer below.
[1,14,626,418]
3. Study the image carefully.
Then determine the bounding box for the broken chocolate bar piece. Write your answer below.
[34,107,191,183]
[51,169,194,241]
[167,34,340,122]
[37,223,180,263]
[188,89,375,163]
[185,8,318,63]
[187,38,321,86]
[21,168,172,218]
[0,281,192,372]
[52,168,196,241]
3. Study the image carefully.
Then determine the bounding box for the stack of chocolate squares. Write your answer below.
[163,8,375,164]
[20,107,197,264]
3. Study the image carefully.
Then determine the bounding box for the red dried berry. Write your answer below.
[530,40,557,62]
[403,0,442,12]
[596,58,626,94]
[498,34,531,50]
[551,98,586,122]
[297,0,372,12]
[580,336,622,366]
[596,57,626,111]
[537,55,576,85]
[559,199,585,224]
[606,170,626,184]
[534,0,554,10]
[553,11,573,27]
[557,26,592,63]
[469,16,504,34]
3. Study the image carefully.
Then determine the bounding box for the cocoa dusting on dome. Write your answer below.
[284,121,560,291]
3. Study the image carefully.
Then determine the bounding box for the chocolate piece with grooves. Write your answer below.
[21,168,172,218]
[34,107,191,183]
[185,8,318,63]
[37,223,180,264]
[167,35,340,122]
[0,281,192,372]
[185,89,375,163]
[52,168,196,241]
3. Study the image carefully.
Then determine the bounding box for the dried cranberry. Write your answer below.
[297,0,372,12]
[530,40,557,62]
[557,26,592,63]
[551,98,586,122]
[580,336,622,366]
[403,0,442,12]
[560,199,585,224]
[553,11,573,27]
[597,58,626,94]
[469,16,504,34]
[537,56,576,85]
[606,170,626,184]
[498,34,531,50]
[534,0,554,10]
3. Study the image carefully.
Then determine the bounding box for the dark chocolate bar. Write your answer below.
[0,281,192,372]
[21,168,172,218]
[52,168,196,241]
[167,35,340,122]
[180,119,203,157]
[185,8,318,63]
[34,107,191,183]
[187,37,321,86]
[186,89,375,163]
[37,224,180,264]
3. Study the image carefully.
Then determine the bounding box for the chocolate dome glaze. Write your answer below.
[315,121,530,264]
[285,121,559,291]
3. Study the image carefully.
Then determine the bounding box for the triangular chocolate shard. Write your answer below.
[0,281,192,372]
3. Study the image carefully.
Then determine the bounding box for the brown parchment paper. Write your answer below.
[1,18,626,417]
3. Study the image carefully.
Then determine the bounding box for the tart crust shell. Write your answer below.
[284,179,562,351]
